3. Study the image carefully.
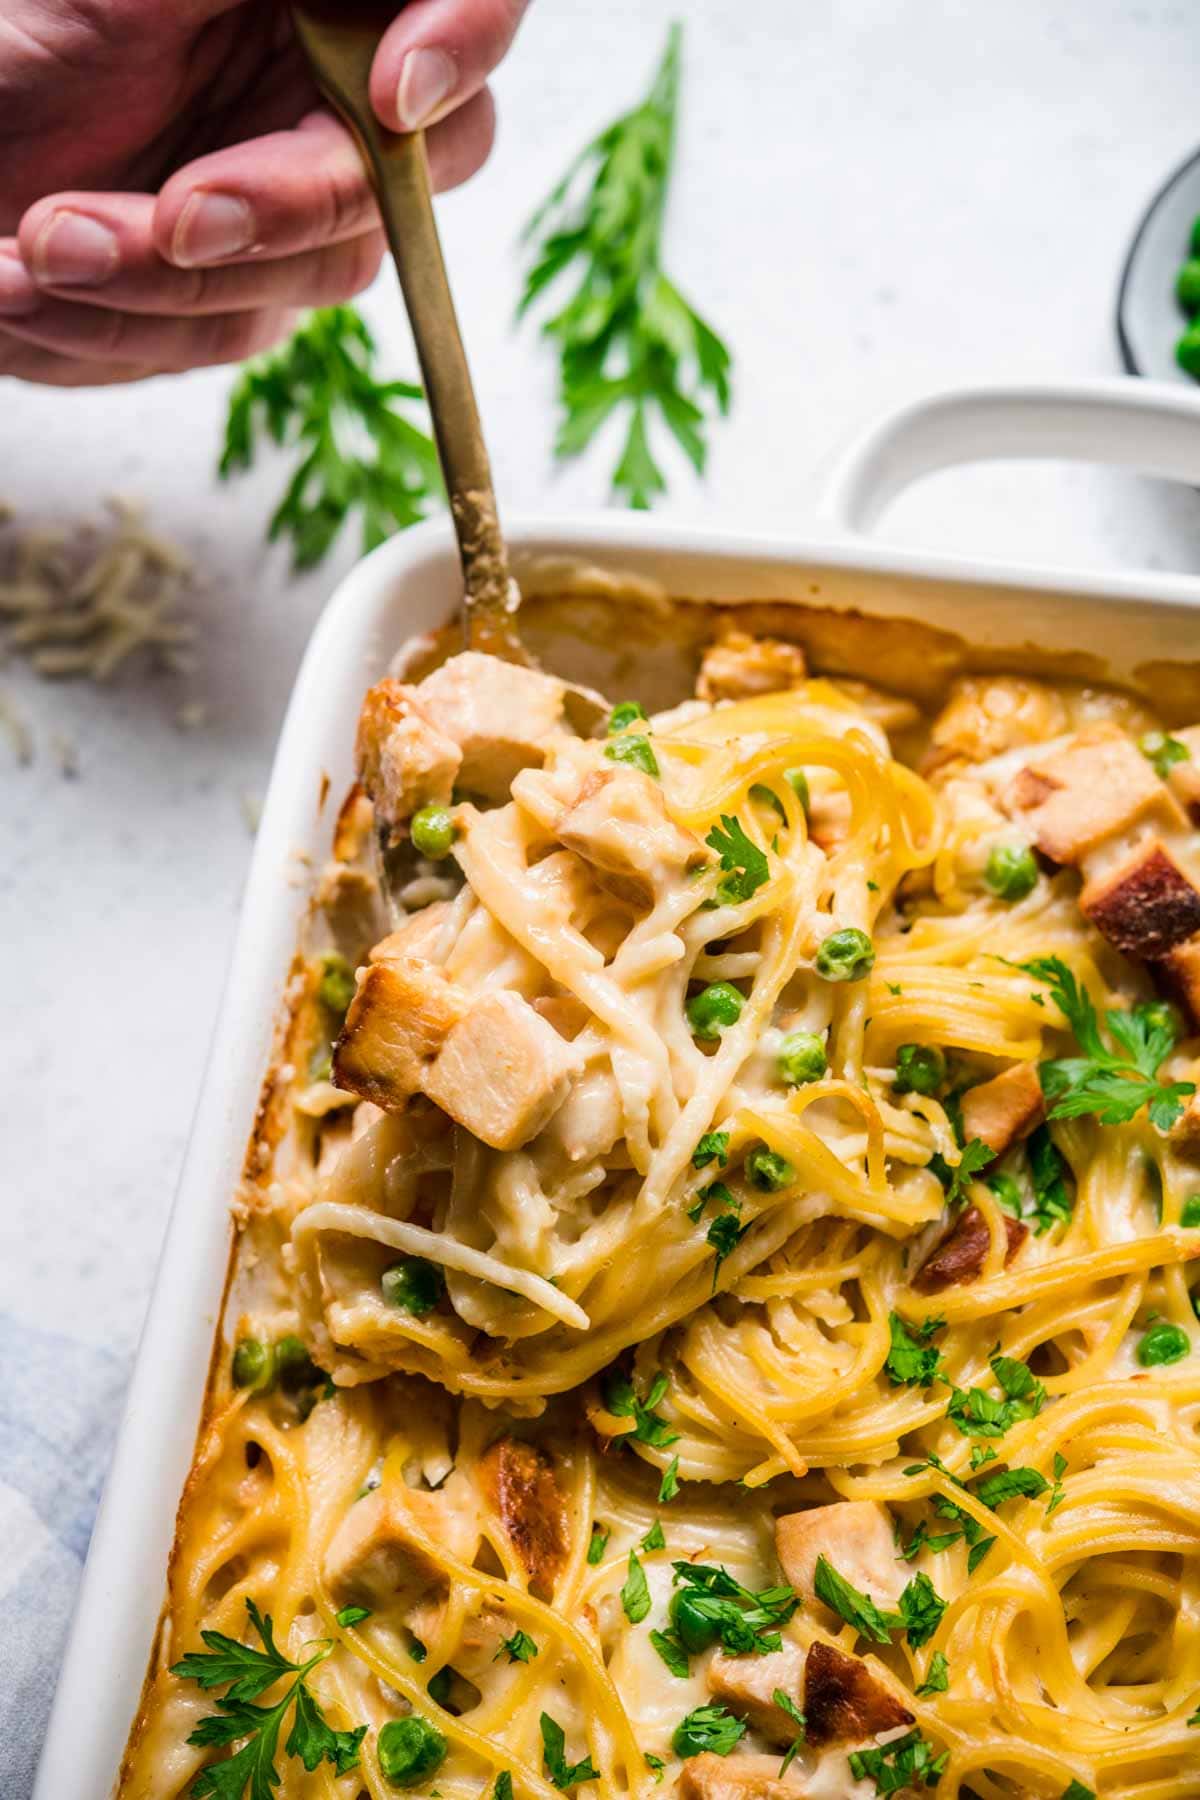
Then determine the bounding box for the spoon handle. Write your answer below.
[290,5,521,655]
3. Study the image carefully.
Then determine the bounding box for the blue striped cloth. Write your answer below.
[1,1315,128,1799]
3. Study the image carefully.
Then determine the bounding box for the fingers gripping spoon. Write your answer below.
[290,0,525,661]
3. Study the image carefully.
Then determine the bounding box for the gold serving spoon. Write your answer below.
[290,0,524,662]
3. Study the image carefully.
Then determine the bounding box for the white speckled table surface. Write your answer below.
[3,0,1200,1558]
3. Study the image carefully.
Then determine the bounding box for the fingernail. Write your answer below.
[0,248,37,314]
[396,47,456,128]
[33,211,119,286]
[173,192,255,267]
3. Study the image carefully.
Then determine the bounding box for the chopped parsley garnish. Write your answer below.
[1060,1783,1096,1800]
[669,1559,798,1656]
[705,814,770,904]
[812,1555,903,1645]
[172,1598,366,1794]
[896,1521,962,1561]
[645,1753,666,1781]
[605,733,660,778]
[587,1523,610,1564]
[1046,1451,1068,1516]
[649,1627,691,1679]
[1020,955,1194,1131]
[947,1352,1046,1440]
[773,1689,807,1774]
[658,1456,681,1502]
[540,1714,600,1790]
[621,1550,652,1623]
[1182,1193,1200,1228]
[1028,1125,1074,1233]
[707,1209,749,1287]
[986,1171,1024,1217]
[1139,729,1189,780]
[688,1179,736,1223]
[915,1651,950,1697]
[641,1519,666,1551]
[493,1772,514,1800]
[975,1465,1051,1509]
[848,1728,948,1795]
[932,1137,997,1208]
[672,1704,747,1758]
[496,1630,539,1664]
[967,1535,997,1574]
[885,1312,947,1388]
[604,1370,680,1447]
[898,1571,947,1649]
[692,1130,730,1168]
[334,1605,371,1629]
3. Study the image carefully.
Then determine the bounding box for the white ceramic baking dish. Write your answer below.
[33,377,1200,1800]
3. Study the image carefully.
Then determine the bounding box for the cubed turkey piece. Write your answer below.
[1158,935,1200,1029]
[959,1062,1044,1155]
[1002,723,1176,863]
[707,1640,807,1743]
[333,959,467,1109]
[423,990,582,1150]
[774,1501,904,1625]
[356,677,462,831]
[477,1436,568,1598]
[912,1205,1028,1295]
[679,1755,812,1800]
[371,899,456,968]
[803,1642,914,1749]
[1166,727,1200,820]
[413,652,568,801]
[697,629,808,702]
[922,675,1068,776]
[323,1473,480,1625]
[557,766,706,906]
[1080,838,1200,959]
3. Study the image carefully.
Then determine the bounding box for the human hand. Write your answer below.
[0,0,527,385]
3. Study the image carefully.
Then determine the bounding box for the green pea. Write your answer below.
[605,733,660,778]
[317,951,357,1016]
[1137,1320,1191,1366]
[745,1144,796,1192]
[814,927,875,983]
[984,843,1038,902]
[608,700,647,734]
[410,804,457,860]
[776,1030,827,1086]
[1177,322,1200,380]
[382,1257,445,1317]
[231,1337,274,1392]
[378,1716,447,1787]
[1181,1194,1200,1228]
[686,981,744,1040]
[669,1587,720,1653]
[894,1043,946,1096]
[1179,259,1200,314]
[274,1333,319,1393]
[784,768,810,814]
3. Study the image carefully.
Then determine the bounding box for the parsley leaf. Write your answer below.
[1021,955,1194,1131]
[885,1312,947,1388]
[1046,1451,1068,1517]
[220,307,440,569]
[967,1535,997,1574]
[1028,1125,1074,1233]
[1140,730,1189,780]
[587,1523,610,1564]
[518,25,732,509]
[812,1555,903,1644]
[496,1630,539,1664]
[692,1131,730,1169]
[1060,1784,1095,1800]
[897,1572,947,1649]
[707,1209,748,1288]
[773,1689,807,1774]
[649,1628,691,1679]
[174,1598,365,1795]
[493,1773,514,1800]
[642,1519,667,1551]
[705,814,771,905]
[540,1714,600,1790]
[671,1560,798,1655]
[976,1465,1051,1508]
[604,1369,680,1447]
[672,1705,747,1758]
[334,1605,370,1630]
[941,1137,997,1208]
[621,1550,652,1623]
[947,1353,1046,1440]
[848,1728,948,1795]
[915,1651,950,1697]
[658,1456,681,1503]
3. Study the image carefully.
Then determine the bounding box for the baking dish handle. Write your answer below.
[821,378,1200,537]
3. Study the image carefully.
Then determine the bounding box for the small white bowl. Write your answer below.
[1117,144,1200,382]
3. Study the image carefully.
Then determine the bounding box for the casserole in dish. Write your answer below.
[34,380,1200,1800]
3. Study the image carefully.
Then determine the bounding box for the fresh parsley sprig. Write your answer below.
[171,1598,365,1797]
[705,814,771,905]
[604,1368,680,1447]
[885,1312,947,1388]
[1021,955,1194,1131]
[220,306,442,569]
[849,1728,948,1795]
[540,1712,599,1790]
[519,24,732,508]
